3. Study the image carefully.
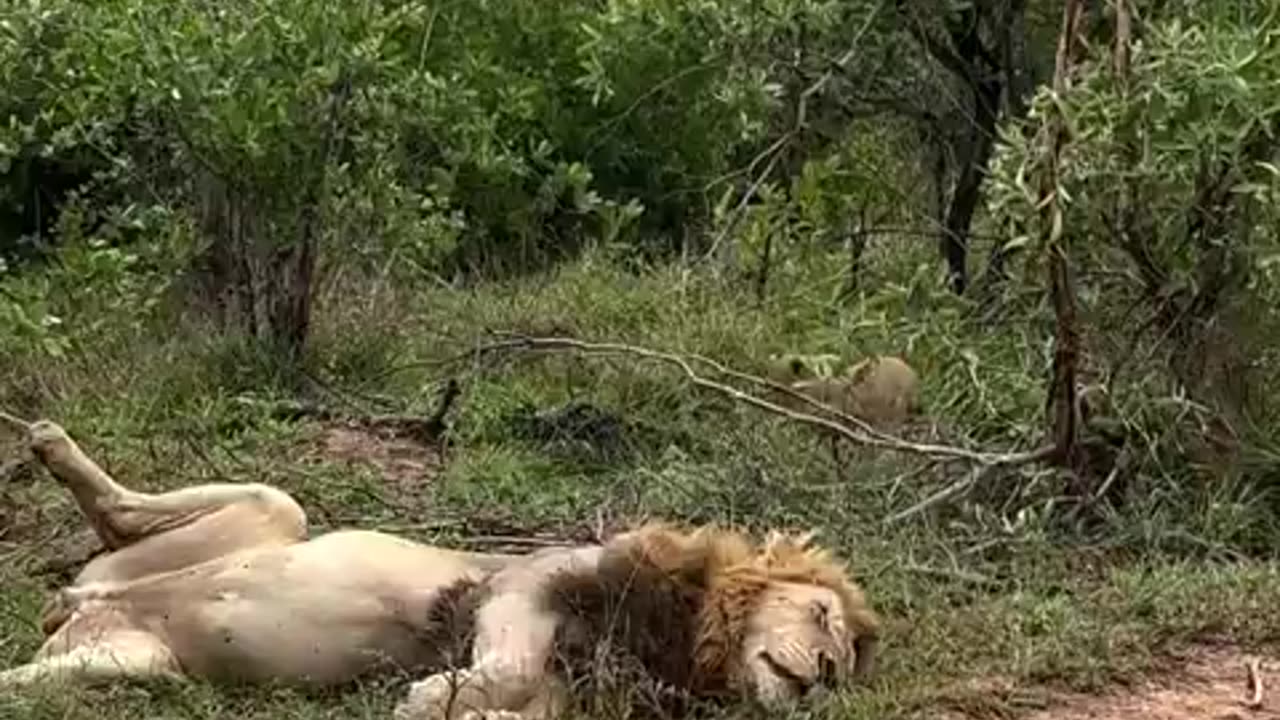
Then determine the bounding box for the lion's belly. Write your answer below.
[151,530,485,684]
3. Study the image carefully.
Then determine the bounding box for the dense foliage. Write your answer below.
[1,0,1278,545]
[3,5,1280,718]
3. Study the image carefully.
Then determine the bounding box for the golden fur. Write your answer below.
[765,352,843,385]
[609,522,879,684]
[3,421,881,720]
[768,353,922,429]
[538,522,879,701]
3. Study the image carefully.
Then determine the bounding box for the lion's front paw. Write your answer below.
[394,670,480,720]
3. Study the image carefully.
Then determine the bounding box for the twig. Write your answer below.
[703,131,793,263]
[358,519,467,536]
[489,333,1054,468]
[1246,657,1265,709]
[232,386,459,442]
[585,62,715,154]
[1090,445,1129,503]
[884,464,991,526]
[0,410,32,432]
[353,338,531,388]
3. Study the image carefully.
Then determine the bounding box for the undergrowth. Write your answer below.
[1,240,1279,720]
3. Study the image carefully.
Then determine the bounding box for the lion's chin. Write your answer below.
[742,652,820,706]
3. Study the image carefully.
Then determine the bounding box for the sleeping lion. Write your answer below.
[1,420,881,718]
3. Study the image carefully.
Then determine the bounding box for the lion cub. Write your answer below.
[764,352,921,430]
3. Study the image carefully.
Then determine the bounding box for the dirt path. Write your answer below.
[1025,646,1280,720]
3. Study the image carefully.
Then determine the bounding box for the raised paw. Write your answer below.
[394,669,481,720]
[26,420,70,459]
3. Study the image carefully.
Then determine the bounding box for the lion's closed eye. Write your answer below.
[809,600,830,632]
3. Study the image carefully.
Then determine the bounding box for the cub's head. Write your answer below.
[764,353,842,385]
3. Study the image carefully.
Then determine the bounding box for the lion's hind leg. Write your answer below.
[101,482,307,545]
[27,420,306,561]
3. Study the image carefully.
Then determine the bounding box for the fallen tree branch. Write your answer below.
[352,338,533,388]
[489,333,1054,469]
[884,464,993,525]
[0,410,33,432]
[233,378,461,442]
[1246,657,1265,709]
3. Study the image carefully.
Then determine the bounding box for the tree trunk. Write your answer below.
[1042,0,1085,474]
[186,71,350,362]
[941,75,1002,295]
[904,0,1027,296]
[979,0,1034,292]
[265,231,317,361]
[192,177,318,362]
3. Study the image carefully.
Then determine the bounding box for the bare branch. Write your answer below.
[1040,0,1086,470]
[884,463,989,525]
[488,333,1054,468]
[1246,657,1265,709]
[904,561,999,587]
[901,14,976,85]
[231,392,456,443]
[0,410,32,432]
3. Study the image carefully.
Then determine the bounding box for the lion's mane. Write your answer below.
[538,523,880,706]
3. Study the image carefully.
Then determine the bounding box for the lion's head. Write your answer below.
[597,523,881,706]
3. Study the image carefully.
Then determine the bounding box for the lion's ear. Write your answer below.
[849,606,882,680]
[853,634,878,679]
[760,529,818,562]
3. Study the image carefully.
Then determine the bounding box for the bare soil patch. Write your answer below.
[946,645,1280,720]
[0,486,102,585]
[299,420,442,492]
[1032,646,1280,720]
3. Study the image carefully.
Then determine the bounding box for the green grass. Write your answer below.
[2,244,1279,719]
